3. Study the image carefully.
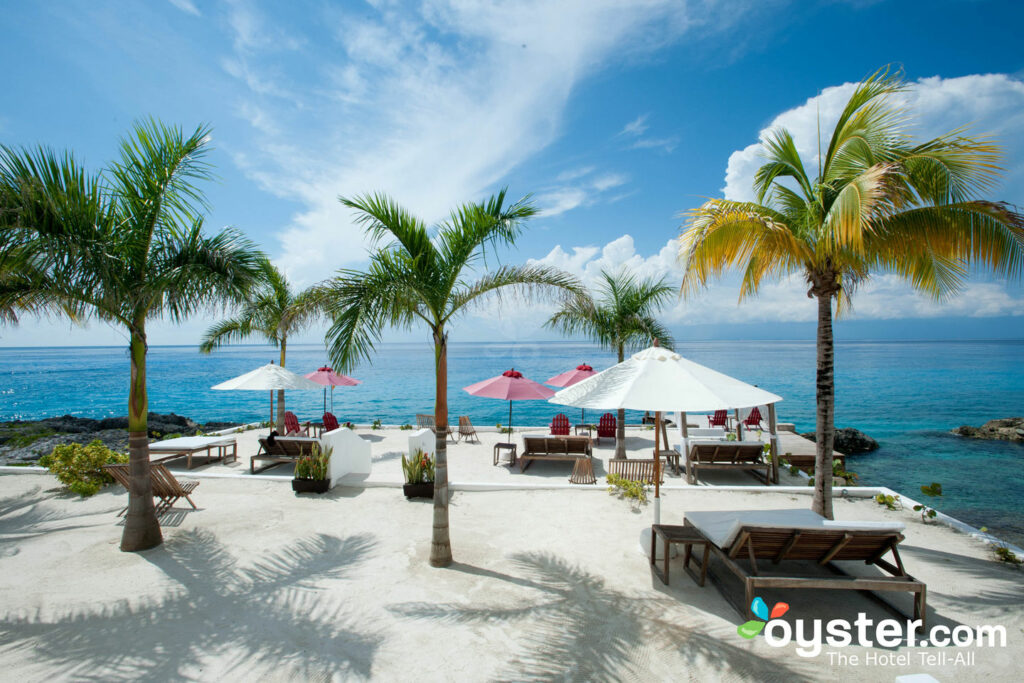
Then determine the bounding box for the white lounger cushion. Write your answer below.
[684,509,906,549]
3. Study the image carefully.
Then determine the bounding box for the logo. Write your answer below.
[737,597,789,639]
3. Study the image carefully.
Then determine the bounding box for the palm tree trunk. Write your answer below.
[430,326,453,567]
[276,338,287,432]
[121,324,162,551]
[615,344,626,459]
[813,293,836,520]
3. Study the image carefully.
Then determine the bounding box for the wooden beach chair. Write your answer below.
[679,509,926,628]
[458,416,480,443]
[707,410,728,429]
[607,457,665,484]
[741,406,765,430]
[597,413,616,442]
[103,463,199,517]
[416,413,455,442]
[251,436,319,474]
[686,442,769,485]
[284,411,311,436]
[322,412,340,432]
[550,413,570,436]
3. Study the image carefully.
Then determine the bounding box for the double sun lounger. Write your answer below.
[657,508,926,627]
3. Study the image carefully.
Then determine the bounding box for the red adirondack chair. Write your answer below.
[742,406,765,430]
[597,413,616,439]
[284,411,309,436]
[708,410,728,429]
[322,412,340,432]
[550,413,570,435]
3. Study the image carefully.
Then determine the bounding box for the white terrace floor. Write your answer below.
[178,425,809,488]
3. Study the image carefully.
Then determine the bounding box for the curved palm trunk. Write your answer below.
[614,344,626,459]
[430,327,453,567]
[275,339,287,432]
[813,293,836,520]
[121,324,162,551]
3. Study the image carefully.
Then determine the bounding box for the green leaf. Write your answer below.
[737,620,766,639]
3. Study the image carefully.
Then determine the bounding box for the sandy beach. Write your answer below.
[0,426,1021,681]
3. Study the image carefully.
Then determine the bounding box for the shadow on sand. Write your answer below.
[390,552,817,681]
[0,529,380,679]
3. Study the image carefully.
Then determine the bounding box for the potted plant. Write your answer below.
[292,444,332,494]
[401,448,435,499]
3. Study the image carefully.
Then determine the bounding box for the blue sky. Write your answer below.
[2,0,1023,347]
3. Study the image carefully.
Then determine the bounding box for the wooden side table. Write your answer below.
[493,442,517,466]
[650,524,710,586]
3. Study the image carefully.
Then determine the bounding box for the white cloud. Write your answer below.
[620,114,649,136]
[630,135,679,152]
[169,0,200,16]
[722,72,1024,202]
[219,1,709,284]
[527,234,1024,326]
[535,170,629,216]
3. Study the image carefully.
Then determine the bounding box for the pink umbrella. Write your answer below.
[305,366,361,413]
[463,368,555,435]
[547,363,598,422]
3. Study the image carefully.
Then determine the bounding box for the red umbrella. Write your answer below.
[305,366,361,413]
[463,368,555,435]
[547,363,598,422]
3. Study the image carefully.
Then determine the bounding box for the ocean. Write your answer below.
[1,340,1022,546]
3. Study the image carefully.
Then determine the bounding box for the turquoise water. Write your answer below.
[1,340,1022,545]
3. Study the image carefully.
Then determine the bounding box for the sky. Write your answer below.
[2,0,1023,348]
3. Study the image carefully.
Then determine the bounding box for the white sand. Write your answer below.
[0,428,1021,681]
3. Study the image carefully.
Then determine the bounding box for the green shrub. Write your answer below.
[372,419,383,430]
[994,546,1022,567]
[38,440,128,496]
[874,493,901,510]
[294,444,332,481]
[399,424,413,431]
[913,482,942,522]
[606,474,649,505]
[401,448,435,484]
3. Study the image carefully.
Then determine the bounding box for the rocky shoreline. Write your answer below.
[0,413,242,465]
[799,427,879,454]
[953,417,1024,443]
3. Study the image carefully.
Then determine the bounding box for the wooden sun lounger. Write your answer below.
[251,436,319,474]
[686,442,769,484]
[681,510,926,628]
[520,436,595,484]
[103,463,199,517]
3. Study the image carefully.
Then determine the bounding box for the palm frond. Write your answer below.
[445,264,580,322]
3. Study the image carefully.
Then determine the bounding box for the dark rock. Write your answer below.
[800,427,879,454]
[202,421,241,432]
[953,417,1024,443]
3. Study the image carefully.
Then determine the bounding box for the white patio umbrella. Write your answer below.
[211,362,323,425]
[549,343,782,528]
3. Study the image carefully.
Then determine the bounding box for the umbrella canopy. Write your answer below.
[463,369,554,435]
[212,363,322,391]
[549,346,781,412]
[211,363,322,425]
[546,363,598,423]
[305,366,361,414]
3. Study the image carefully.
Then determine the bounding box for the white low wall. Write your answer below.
[407,428,435,461]
[320,427,371,488]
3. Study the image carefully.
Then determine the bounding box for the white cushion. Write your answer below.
[684,509,906,548]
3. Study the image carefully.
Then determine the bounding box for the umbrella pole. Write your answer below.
[323,388,326,415]
[654,409,661,525]
[269,390,273,428]
[508,400,513,437]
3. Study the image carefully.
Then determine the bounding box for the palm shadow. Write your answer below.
[0,485,122,546]
[390,552,815,681]
[0,529,380,680]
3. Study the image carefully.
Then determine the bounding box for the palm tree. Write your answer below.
[546,270,676,458]
[0,119,265,551]
[318,189,580,567]
[200,258,322,431]
[678,68,1024,518]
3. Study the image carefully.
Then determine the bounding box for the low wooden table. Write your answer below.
[574,423,595,438]
[493,442,517,466]
[149,436,237,470]
[650,524,710,587]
